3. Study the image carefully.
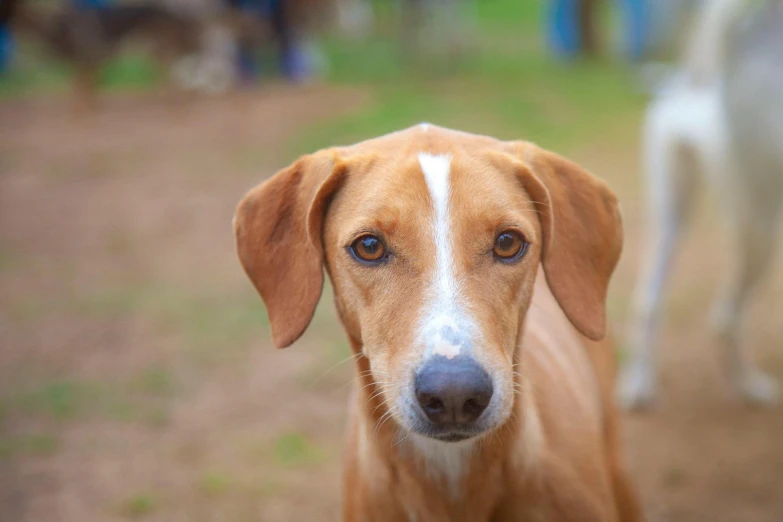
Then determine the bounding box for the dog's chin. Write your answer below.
[429,431,476,443]
[407,418,493,444]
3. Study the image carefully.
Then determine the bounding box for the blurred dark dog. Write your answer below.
[12,2,204,107]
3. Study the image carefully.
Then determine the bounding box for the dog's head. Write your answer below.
[235,125,622,443]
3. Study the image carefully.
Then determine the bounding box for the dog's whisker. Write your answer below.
[308,352,363,389]
[392,428,412,449]
[342,369,391,390]
[373,406,399,438]
[366,382,389,401]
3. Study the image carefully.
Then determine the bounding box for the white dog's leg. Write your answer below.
[620,101,700,411]
[710,169,782,406]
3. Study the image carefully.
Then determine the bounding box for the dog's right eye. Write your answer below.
[349,234,387,264]
[493,230,528,263]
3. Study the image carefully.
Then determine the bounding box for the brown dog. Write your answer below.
[234,124,641,521]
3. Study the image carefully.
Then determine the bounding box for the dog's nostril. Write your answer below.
[421,395,445,415]
[463,397,488,418]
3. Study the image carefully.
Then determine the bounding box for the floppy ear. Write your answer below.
[233,150,346,348]
[508,142,623,341]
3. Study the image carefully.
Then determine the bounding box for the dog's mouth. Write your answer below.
[407,412,495,443]
[429,431,475,443]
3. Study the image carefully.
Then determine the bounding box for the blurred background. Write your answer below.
[0,0,781,520]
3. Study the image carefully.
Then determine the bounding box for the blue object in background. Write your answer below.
[238,0,276,17]
[71,0,110,8]
[618,0,648,60]
[235,0,276,82]
[238,46,259,83]
[0,25,12,74]
[280,43,312,83]
[234,0,313,83]
[546,0,584,59]
[546,0,666,61]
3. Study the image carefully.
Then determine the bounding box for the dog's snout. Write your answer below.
[415,357,493,426]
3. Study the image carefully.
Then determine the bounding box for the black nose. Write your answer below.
[414,357,493,426]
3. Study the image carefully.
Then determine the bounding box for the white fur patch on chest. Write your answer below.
[410,434,474,497]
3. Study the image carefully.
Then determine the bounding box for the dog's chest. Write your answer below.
[390,455,507,522]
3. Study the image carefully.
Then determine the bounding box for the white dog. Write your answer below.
[620,0,783,409]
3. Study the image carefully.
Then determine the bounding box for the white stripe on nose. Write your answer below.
[419,152,455,301]
[418,152,474,359]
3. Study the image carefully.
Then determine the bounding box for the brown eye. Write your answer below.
[350,234,387,263]
[493,231,527,262]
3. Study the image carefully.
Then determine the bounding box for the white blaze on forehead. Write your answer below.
[418,152,455,299]
[418,152,471,359]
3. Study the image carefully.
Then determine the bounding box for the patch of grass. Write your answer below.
[290,0,644,158]
[6,297,58,323]
[0,46,159,99]
[0,439,11,461]
[6,378,174,425]
[177,294,269,361]
[0,48,71,98]
[132,367,175,397]
[0,246,19,271]
[273,432,324,467]
[0,433,59,460]
[74,284,268,361]
[119,493,158,519]
[24,433,58,455]
[140,407,170,429]
[15,380,83,420]
[197,472,232,496]
[100,53,159,89]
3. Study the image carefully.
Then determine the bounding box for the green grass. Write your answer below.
[119,493,158,519]
[72,283,268,360]
[15,380,84,420]
[197,472,232,496]
[0,433,58,460]
[0,245,19,272]
[0,48,161,98]
[10,379,129,421]
[287,0,644,158]
[2,0,645,148]
[273,432,324,467]
[131,367,175,397]
[5,374,175,425]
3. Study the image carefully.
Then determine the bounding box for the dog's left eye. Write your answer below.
[350,234,387,263]
[493,230,528,262]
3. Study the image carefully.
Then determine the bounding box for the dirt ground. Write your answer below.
[1,89,781,522]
